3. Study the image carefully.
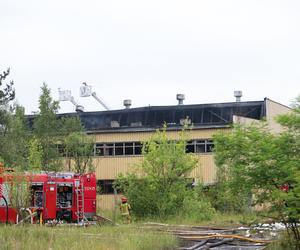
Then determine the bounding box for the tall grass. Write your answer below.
[0,224,178,250]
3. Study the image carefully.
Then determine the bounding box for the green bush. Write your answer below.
[116,175,193,218]
[205,183,252,213]
[116,125,199,219]
[117,176,159,217]
[180,192,216,221]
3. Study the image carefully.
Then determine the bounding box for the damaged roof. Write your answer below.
[55,99,266,133]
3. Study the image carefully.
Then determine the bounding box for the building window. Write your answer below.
[125,142,134,155]
[97,180,115,194]
[95,143,114,156]
[104,143,114,156]
[94,141,143,157]
[95,143,104,156]
[115,143,124,155]
[58,139,213,157]
[195,140,206,153]
[186,141,195,153]
[186,139,214,154]
[206,140,214,152]
[134,142,143,155]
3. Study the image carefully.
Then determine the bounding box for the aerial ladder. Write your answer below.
[58,88,84,112]
[80,82,110,111]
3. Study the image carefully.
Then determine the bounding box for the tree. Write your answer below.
[213,96,300,245]
[0,105,30,168]
[32,84,92,172]
[59,116,85,135]
[58,116,94,173]
[0,68,16,164]
[0,68,15,107]
[27,137,43,172]
[116,125,200,218]
[64,132,94,174]
[33,83,61,171]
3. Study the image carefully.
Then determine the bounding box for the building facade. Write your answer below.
[61,98,290,210]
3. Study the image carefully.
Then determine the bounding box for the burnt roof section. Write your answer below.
[53,100,266,133]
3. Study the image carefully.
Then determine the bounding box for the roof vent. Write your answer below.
[123,99,132,109]
[234,91,242,102]
[75,105,84,113]
[176,94,185,105]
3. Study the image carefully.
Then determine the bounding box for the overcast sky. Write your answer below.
[1,0,299,114]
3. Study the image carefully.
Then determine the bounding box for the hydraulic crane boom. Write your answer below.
[80,83,110,111]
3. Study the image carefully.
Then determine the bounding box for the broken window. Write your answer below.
[185,139,214,153]
[115,143,124,155]
[125,142,134,155]
[186,140,195,153]
[206,140,214,152]
[134,142,142,155]
[103,143,114,156]
[95,143,104,156]
[93,139,213,157]
[97,180,115,194]
[195,140,206,153]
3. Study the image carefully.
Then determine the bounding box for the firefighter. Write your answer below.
[120,196,131,224]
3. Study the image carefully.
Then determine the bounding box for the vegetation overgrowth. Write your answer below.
[0,224,178,250]
[0,75,93,173]
[116,124,216,221]
[213,95,300,247]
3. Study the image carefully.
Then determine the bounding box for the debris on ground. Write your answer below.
[143,222,285,249]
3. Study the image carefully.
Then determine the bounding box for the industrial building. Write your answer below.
[60,93,290,210]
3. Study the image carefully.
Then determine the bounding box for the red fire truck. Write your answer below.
[0,170,97,224]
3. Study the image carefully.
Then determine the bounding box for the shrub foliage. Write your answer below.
[213,95,300,244]
[116,125,215,220]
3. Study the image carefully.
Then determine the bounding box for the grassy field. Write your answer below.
[0,224,178,250]
[0,213,270,250]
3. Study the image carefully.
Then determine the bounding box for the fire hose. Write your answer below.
[179,234,274,244]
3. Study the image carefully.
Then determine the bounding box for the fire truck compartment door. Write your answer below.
[45,183,57,219]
